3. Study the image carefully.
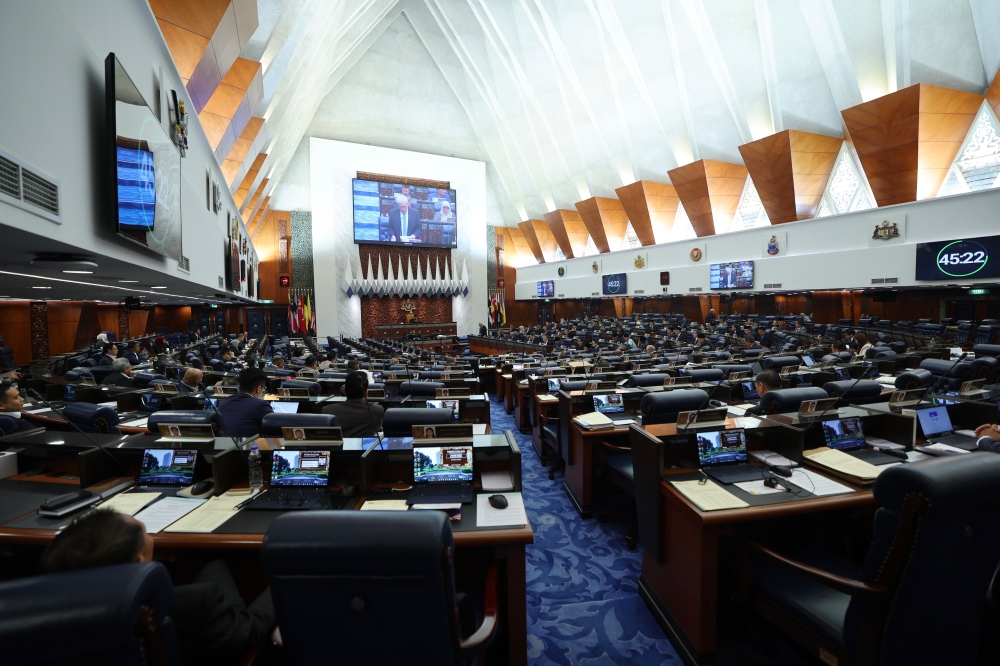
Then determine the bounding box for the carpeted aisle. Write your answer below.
[490,399,681,665]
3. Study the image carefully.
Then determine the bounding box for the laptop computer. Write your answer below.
[133,448,202,495]
[426,399,460,420]
[801,355,815,367]
[271,401,300,414]
[547,377,561,393]
[916,407,976,449]
[834,368,851,381]
[820,417,899,465]
[739,380,760,404]
[407,443,475,505]
[592,394,634,423]
[696,428,764,483]
[139,392,165,413]
[247,450,330,510]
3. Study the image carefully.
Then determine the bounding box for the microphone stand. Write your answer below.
[27,389,130,475]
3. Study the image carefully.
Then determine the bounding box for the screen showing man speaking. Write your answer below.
[353,178,458,248]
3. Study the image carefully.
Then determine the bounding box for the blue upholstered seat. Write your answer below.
[261,413,340,437]
[63,402,120,434]
[822,379,883,406]
[894,369,934,390]
[639,389,710,425]
[381,408,454,436]
[756,387,830,415]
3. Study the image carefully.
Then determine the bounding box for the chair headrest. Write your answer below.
[683,368,724,382]
[894,368,934,389]
[919,358,973,377]
[822,379,882,397]
[974,344,1000,358]
[261,413,340,437]
[758,387,830,413]
[280,380,321,396]
[874,452,1000,515]
[147,410,221,432]
[398,381,446,397]
[63,402,120,427]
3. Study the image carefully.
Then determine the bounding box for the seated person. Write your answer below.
[321,371,384,437]
[123,341,142,365]
[151,335,169,355]
[270,356,286,370]
[188,328,201,344]
[98,343,118,366]
[101,358,136,389]
[178,368,204,394]
[744,370,781,416]
[42,509,275,666]
[215,368,273,437]
[298,356,320,377]
[0,381,33,432]
[831,340,847,354]
[976,424,1000,449]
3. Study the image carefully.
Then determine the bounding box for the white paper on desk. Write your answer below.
[476,493,528,527]
[787,469,854,497]
[734,480,786,496]
[98,492,161,515]
[480,470,514,492]
[955,429,978,438]
[128,417,150,428]
[411,503,461,510]
[733,417,762,429]
[164,494,251,533]
[360,500,410,511]
[728,405,747,416]
[472,423,488,435]
[98,401,119,408]
[671,480,749,511]
[133,497,205,534]
[924,443,970,454]
[804,448,882,480]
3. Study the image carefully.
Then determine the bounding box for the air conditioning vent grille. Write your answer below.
[21,169,59,214]
[219,276,225,288]
[0,156,19,199]
[871,278,885,284]
[689,287,703,292]
[884,277,899,284]
[178,255,190,272]
[763,283,782,289]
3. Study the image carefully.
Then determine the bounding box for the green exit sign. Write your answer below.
[970,288,991,295]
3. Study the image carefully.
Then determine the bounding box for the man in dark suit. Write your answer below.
[123,341,142,365]
[744,371,781,416]
[387,193,422,242]
[216,368,273,437]
[321,372,383,437]
[479,322,487,336]
[0,382,33,433]
[41,508,275,666]
[188,328,201,344]
[178,368,204,395]
[98,343,118,366]
[101,358,136,388]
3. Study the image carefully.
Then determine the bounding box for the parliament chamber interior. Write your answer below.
[6,1,1000,665]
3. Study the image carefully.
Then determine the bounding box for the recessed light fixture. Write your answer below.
[63,270,93,274]
[118,280,139,283]
[150,286,168,289]
[32,286,51,289]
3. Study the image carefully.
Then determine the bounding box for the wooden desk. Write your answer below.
[374,322,457,338]
[630,424,876,664]
[565,420,633,517]
[513,383,531,433]
[22,410,150,436]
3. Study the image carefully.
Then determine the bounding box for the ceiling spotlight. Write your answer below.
[118,280,139,283]
[150,286,168,289]
[32,286,51,289]
[63,270,93,274]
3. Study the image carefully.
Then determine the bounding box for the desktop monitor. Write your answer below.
[139,449,198,486]
[821,417,865,451]
[271,402,300,414]
[412,445,474,483]
[537,280,554,297]
[696,429,748,466]
[547,378,561,393]
[740,381,759,400]
[270,450,330,487]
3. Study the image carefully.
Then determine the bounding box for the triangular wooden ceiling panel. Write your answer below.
[543,209,588,259]
[615,181,680,245]
[667,160,748,237]
[575,197,629,253]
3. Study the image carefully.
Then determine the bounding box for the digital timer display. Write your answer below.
[915,235,1000,281]
[602,273,627,295]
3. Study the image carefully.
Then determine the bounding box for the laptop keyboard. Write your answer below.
[258,489,324,503]
[411,485,466,497]
[931,434,972,446]
[710,464,758,477]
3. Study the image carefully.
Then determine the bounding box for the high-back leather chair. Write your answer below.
[974,344,1000,358]
[756,387,829,415]
[64,369,95,384]
[681,368,724,383]
[894,369,934,390]
[381,408,453,436]
[261,413,340,438]
[280,380,321,397]
[0,562,180,666]
[63,403,121,434]
[628,373,671,388]
[639,389,710,425]
[760,356,800,372]
[712,364,753,378]
[919,358,973,392]
[398,381,446,398]
[261,512,497,665]
[147,410,222,436]
[822,379,883,406]
[742,453,1000,666]
[133,373,166,389]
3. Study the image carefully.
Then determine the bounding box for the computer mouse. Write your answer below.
[190,480,214,495]
[488,494,508,509]
[339,485,359,497]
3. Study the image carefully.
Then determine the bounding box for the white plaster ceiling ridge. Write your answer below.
[798,0,864,110]
[526,0,626,188]
[260,0,310,72]
[968,0,1000,87]
[584,0,638,185]
[754,0,783,134]
[661,0,697,164]
[425,0,551,209]
[419,0,537,217]
[594,0,678,171]
[404,7,529,220]
[680,0,753,145]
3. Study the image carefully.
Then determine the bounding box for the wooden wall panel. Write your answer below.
[543,210,588,259]
[96,306,118,336]
[668,160,748,237]
[841,84,982,205]
[615,181,679,245]
[0,302,31,365]
[739,130,842,223]
[504,267,536,328]
[517,222,545,264]
[576,197,630,253]
[255,210,288,304]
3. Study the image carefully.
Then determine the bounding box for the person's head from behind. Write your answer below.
[222,351,233,361]
[238,368,267,397]
[845,329,856,338]
[832,340,846,352]
[855,333,869,348]
[104,343,118,357]
[347,359,360,372]
[755,370,781,396]
[273,356,285,368]
[112,358,132,376]
[303,355,318,369]
[344,371,369,399]
[182,368,203,387]
[42,509,153,573]
[0,382,23,413]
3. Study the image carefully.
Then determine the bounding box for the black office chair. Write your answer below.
[261,511,498,665]
[398,381,446,397]
[740,453,1000,666]
[639,389,710,425]
[260,413,340,437]
[381,407,454,436]
[0,562,181,665]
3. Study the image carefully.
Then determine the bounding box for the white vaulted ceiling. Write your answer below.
[242,0,1000,227]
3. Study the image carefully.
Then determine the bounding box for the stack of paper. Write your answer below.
[573,411,613,430]
[98,492,161,515]
[164,493,254,533]
[133,497,205,534]
[360,500,410,511]
[671,480,749,511]
[803,448,882,484]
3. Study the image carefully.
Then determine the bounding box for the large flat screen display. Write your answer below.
[537,280,554,297]
[602,273,627,295]
[710,261,754,289]
[106,54,182,261]
[352,178,457,248]
[915,235,1000,280]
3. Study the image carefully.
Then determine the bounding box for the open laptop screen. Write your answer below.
[801,355,815,367]
[917,407,953,436]
[547,378,561,393]
[426,399,460,420]
[271,401,300,414]
[592,394,625,414]
[822,417,865,451]
[413,445,473,484]
[740,381,759,400]
[270,450,330,487]
[139,449,198,486]
[696,429,747,467]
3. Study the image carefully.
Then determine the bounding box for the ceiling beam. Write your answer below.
[615,181,680,246]
[543,210,588,259]
[576,197,629,253]
[668,160,748,237]
[517,221,545,264]
[529,219,559,262]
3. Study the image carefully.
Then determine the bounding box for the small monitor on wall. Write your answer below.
[709,261,754,290]
[537,280,554,297]
[602,273,627,295]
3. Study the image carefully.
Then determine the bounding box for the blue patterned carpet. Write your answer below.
[490,399,681,666]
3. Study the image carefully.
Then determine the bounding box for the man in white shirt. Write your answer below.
[0,382,31,433]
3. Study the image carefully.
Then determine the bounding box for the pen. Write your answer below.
[233,495,256,511]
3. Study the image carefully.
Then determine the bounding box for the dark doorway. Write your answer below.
[246,310,265,337]
[953,302,976,321]
[537,303,552,326]
[199,311,212,334]
[271,309,289,338]
[215,311,226,336]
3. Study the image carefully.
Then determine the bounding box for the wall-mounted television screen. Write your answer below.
[915,235,1000,280]
[602,273,627,295]
[105,54,182,262]
[537,280,554,297]
[710,261,754,289]
[352,178,457,248]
